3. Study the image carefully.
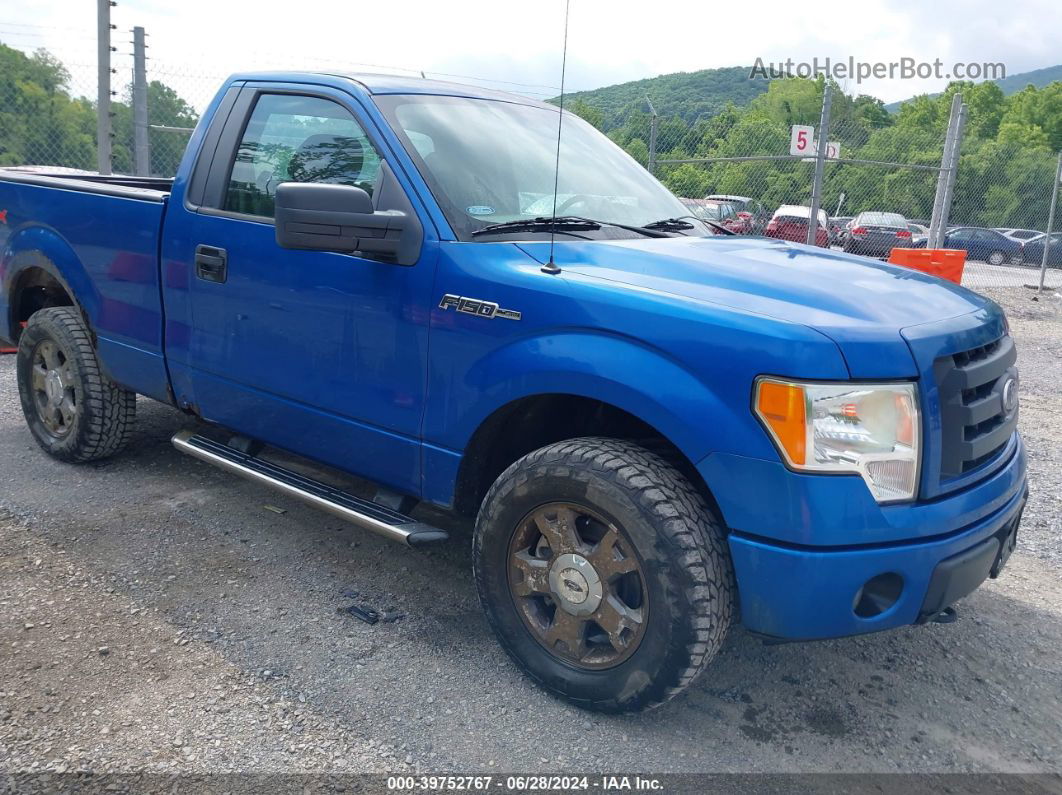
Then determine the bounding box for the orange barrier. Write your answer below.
[888,248,967,284]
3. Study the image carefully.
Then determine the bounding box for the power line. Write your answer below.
[0,21,88,31]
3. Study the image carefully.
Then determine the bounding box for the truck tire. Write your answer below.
[16,307,136,463]
[473,437,734,712]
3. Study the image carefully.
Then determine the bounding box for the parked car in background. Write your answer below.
[908,223,929,243]
[916,227,1024,265]
[705,194,767,234]
[1021,231,1062,266]
[841,212,912,258]
[828,216,852,245]
[765,205,829,247]
[996,228,1044,244]
[679,197,741,233]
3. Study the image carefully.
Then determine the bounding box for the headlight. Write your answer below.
[754,378,921,503]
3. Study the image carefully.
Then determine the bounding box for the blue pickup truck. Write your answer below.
[0,72,1027,712]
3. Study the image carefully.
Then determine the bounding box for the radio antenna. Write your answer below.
[542,0,571,275]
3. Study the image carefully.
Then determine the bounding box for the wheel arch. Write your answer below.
[433,328,764,519]
[451,392,726,525]
[2,227,97,343]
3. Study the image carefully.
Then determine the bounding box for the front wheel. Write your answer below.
[473,438,735,712]
[16,307,136,462]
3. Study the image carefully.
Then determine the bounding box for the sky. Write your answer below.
[1,0,1059,109]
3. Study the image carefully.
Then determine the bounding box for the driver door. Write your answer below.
[169,85,436,494]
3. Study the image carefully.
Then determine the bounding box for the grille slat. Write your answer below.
[946,337,1013,390]
[959,392,1007,425]
[934,335,1018,480]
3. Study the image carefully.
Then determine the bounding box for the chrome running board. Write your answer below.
[171,430,448,547]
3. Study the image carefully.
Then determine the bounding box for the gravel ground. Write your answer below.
[1,287,1060,777]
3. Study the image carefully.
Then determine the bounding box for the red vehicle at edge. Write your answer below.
[765,204,829,247]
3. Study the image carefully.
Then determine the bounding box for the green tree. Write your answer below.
[0,41,199,176]
[568,99,604,131]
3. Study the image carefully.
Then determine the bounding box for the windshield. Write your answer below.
[376,94,709,241]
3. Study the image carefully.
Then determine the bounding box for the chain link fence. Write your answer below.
[2,35,1060,295]
[637,82,1061,293]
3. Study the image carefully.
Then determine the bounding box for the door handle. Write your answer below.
[195,245,228,283]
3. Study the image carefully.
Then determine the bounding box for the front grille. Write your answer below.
[933,335,1018,479]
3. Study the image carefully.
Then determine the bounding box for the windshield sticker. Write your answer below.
[467,205,495,216]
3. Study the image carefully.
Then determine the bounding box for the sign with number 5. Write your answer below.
[790,125,814,156]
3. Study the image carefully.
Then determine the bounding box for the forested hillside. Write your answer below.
[884,63,1062,111]
[567,69,1061,230]
[559,66,769,131]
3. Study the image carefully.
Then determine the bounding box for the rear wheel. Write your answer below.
[473,438,734,712]
[987,250,1006,266]
[16,307,136,462]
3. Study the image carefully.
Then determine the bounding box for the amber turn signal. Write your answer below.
[755,380,807,466]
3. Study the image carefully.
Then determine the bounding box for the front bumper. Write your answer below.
[700,433,1027,640]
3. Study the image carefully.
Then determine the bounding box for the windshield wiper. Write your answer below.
[471,215,672,239]
[644,216,735,236]
[643,217,696,231]
[471,216,600,238]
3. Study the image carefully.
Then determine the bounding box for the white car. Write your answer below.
[996,228,1043,243]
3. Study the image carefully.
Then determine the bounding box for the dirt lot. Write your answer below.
[1,287,1061,777]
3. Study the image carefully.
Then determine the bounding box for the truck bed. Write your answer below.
[0,167,172,202]
[0,166,172,401]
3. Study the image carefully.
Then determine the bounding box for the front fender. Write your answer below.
[431,329,767,466]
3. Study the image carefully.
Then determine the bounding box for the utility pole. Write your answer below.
[807,83,832,246]
[96,0,115,175]
[646,95,658,175]
[1037,152,1062,294]
[132,26,149,176]
[929,94,963,249]
[935,100,967,248]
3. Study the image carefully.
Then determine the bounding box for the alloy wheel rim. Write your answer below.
[507,502,648,670]
[31,340,77,438]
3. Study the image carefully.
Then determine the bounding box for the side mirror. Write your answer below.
[274,181,420,265]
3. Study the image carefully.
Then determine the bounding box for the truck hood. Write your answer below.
[517,235,1000,377]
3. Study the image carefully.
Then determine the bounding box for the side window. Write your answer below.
[225,94,381,219]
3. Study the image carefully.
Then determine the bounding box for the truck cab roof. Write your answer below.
[227,70,551,106]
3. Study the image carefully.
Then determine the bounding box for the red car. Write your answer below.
[765,205,829,247]
[679,198,746,233]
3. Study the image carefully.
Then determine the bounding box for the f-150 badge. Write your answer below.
[438,294,521,321]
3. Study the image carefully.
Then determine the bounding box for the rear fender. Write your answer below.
[1,224,99,341]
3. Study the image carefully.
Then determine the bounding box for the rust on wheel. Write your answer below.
[507,502,648,670]
[30,340,78,439]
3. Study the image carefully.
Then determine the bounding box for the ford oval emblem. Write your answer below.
[1001,375,1019,416]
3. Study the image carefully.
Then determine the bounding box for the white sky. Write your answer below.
[1,0,1059,108]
